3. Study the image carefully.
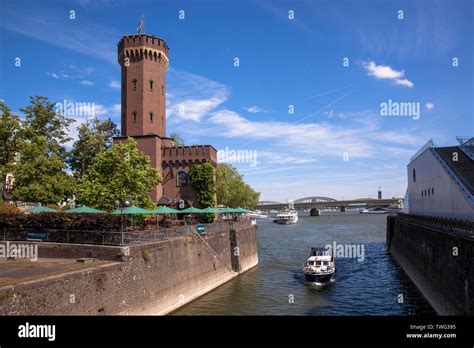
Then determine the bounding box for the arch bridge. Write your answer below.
[257,196,403,212]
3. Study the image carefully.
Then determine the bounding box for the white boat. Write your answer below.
[359,207,390,214]
[276,202,298,224]
[303,247,336,282]
[245,210,269,219]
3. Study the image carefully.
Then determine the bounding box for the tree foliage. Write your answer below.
[12,136,75,204]
[170,132,185,146]
[20,96,73,159]
[215,163,260,209]
[10,96,75,205]
[76,137,161,211]
[0,101,21,187]
[189,162,216,208]
[69,117,119,175]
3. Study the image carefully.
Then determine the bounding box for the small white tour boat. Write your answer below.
[246,210,269,219]
[276,202,298,224]
[303,247,336,283]
[359,206,390,214]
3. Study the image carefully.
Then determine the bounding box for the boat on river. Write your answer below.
[245,210,269,219]
[303,246,335,282]
[359,206,390,214]
[276,202,298,224]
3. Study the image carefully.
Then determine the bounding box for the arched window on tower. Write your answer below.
[132,79,137,90]
[149,112,153,123]
[177,171,188,187]
[149,80,154,90]
[162,85,164,96]
[132,111,137,123]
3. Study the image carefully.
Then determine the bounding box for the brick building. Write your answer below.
[113,34,217,206]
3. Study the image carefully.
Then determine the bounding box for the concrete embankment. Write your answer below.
[0,221,258,315]
[387,214,473,315]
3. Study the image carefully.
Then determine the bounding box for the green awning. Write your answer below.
[112,205,151,215]
[179,207,203,213]
[150,206,180,214]
[23,205,60,213]
[217,207,237,213]
[65,205,104,214]
[233,207,250,213]
[200,207,219,213]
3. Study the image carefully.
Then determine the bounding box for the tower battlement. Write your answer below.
[118,34,169,67]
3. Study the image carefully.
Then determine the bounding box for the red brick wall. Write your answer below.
[161,146,217,206]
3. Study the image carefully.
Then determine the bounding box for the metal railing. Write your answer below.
[1,220,254,246]
[397,213,474,239]
[409,138,436,163]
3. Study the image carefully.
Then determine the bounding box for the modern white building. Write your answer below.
[407,137,474,220]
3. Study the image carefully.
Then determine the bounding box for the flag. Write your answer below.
[137,15,144,34]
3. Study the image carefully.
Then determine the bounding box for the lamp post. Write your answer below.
[114,199,131,233]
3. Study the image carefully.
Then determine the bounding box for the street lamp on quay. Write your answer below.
[114,199,131,233]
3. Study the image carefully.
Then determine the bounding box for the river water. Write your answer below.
[173,212,435,315]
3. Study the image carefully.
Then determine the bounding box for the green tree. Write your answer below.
[170,132,185,146]
[69,117,119,175]
[76,137,161,210]
[11,97,75,204]
[0,101,21,188]
[20,96,73,159]
[215,163,260,209]
[189,162,216,208]
[12,136,75,204]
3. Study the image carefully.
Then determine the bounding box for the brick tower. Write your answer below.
[114,33,217,206]
[118,34,169,137]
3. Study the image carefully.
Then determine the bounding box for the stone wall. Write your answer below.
[387,214,473,315]
[0,222,258,315]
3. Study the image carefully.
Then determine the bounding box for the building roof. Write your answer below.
[435,146,474,195]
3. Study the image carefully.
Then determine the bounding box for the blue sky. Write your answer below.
[1,0,473,202]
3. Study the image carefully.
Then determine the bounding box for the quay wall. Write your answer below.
[0,222,258,315]
[386,214,474,315]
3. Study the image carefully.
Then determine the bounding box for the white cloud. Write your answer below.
[93,103,121,117]
[257,151,316,164]
[46,72,59,79]
[365,61,403,79]
[372,130,419,145]
[243,106,266,113]
[363,61,414,88]
[165,70,420,162]
[384,164,399,169]
[425,102,434,110]
[166,70,228,123]
[80,80,94,86]
[208,109,377,159]
[109,80,121,90]
[394,79,414,88]
[1,10,118,63]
